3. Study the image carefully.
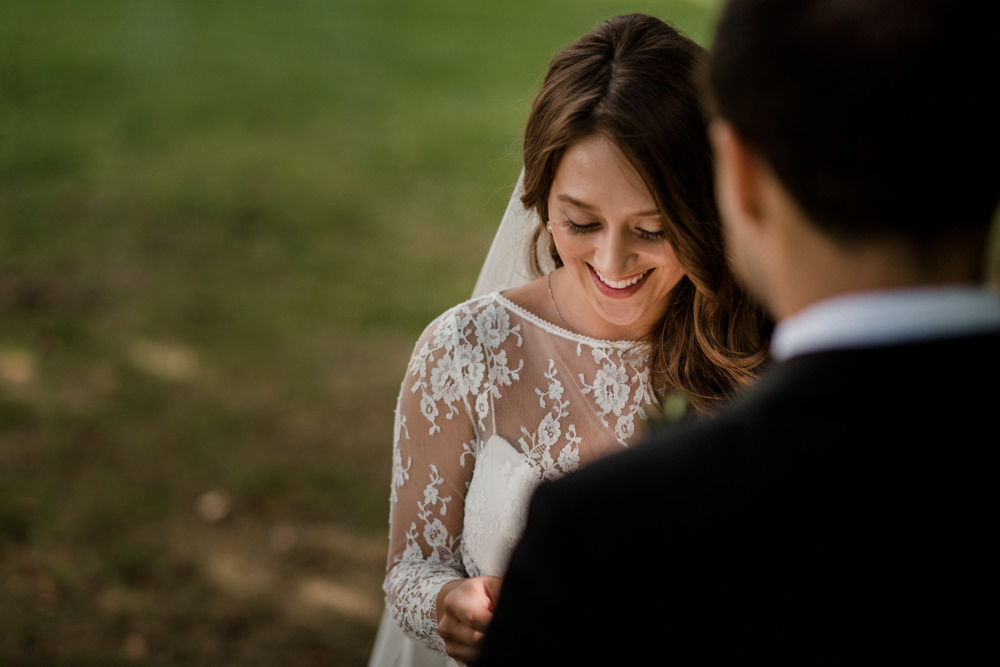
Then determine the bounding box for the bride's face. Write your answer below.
[547,134,686,340]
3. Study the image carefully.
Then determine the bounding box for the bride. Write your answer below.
[368,14,770,666]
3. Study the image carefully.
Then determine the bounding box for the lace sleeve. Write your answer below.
[383,306,484,653]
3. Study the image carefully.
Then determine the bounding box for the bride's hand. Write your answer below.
[436,576,502,664]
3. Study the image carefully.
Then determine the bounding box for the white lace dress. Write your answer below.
[369,291,662,665]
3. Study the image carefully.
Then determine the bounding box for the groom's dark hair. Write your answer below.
[708,0,1000,241]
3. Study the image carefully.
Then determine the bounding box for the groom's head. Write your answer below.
[704,0,1000,317]
[707,0,999,242]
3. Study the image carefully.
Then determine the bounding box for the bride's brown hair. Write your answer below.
[520,13,770,414]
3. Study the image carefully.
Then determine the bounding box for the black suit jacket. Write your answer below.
[478,332,998,664]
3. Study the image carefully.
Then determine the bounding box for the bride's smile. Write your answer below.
[590,266,652,294]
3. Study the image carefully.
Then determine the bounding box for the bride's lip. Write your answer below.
[588,265,652,297]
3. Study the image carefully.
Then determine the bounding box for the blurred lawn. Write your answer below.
[1,0,726,664]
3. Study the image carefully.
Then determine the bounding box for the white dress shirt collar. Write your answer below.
[770,286,1000,362]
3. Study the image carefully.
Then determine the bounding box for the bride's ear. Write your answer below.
[709,120,768,231]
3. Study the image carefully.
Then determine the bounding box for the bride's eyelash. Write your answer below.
[563,218,666,241]
[563,217,598,234]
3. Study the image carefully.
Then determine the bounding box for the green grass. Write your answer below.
[1,0,726,663]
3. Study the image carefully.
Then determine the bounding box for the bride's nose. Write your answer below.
[593,229,638,275]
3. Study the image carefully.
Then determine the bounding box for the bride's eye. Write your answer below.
[564,218,599,234]
[636,227,667,241]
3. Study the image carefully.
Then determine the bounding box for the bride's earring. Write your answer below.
[545,221,563,269]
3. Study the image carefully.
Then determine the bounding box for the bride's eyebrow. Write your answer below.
[555,194,597,211]
[555,194,660,218]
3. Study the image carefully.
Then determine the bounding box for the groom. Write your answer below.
[477,0,1000,663]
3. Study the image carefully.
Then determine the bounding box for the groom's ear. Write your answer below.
[709,119,768,232]
[708,119,784,307]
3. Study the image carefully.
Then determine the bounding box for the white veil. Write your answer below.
[471,168,554,297]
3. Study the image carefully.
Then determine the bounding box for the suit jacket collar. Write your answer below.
[771,286,1000,361]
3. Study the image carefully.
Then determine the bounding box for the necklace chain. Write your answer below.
[547,272,572,329]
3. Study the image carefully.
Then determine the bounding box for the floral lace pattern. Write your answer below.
[384,292,661,653]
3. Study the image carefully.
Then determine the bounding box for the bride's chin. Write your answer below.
[590,305,651,332]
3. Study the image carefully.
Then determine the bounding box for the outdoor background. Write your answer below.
[1,1,997,665]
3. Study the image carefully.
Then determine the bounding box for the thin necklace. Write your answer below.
[547,272,572,329]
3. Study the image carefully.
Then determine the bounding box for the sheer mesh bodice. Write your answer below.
[384,291,662,653]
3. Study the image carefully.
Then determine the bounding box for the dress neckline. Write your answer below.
[486,291,647,350]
